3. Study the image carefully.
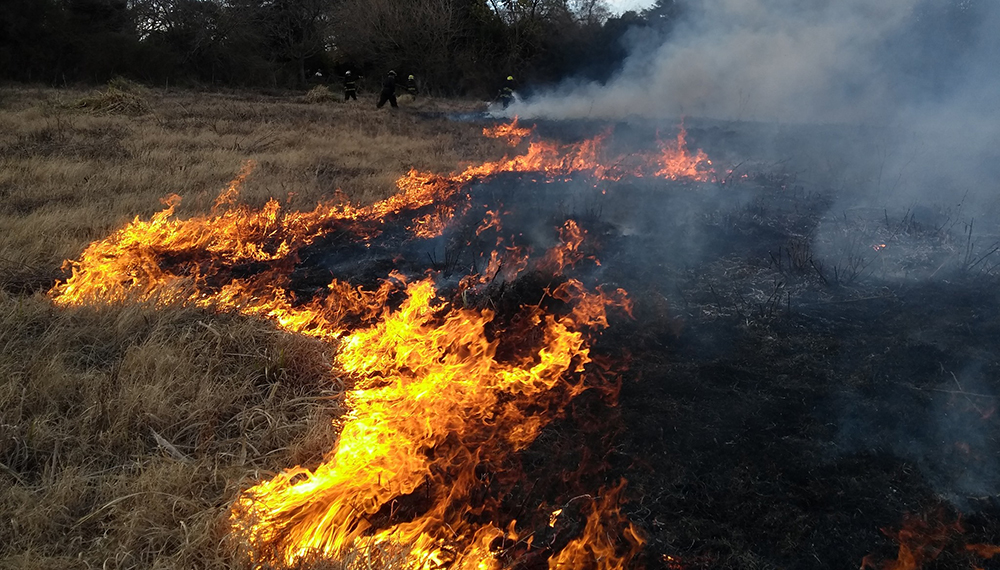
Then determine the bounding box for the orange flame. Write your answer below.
[861,510,1000,570]
[52,121,711,314]
[540,220,590,273]
[47,120,711,568]
[653,125,713,181]
[231,275,631,567]
[483,116,533,146]
[547,482,646,570]
[472,120,713,183]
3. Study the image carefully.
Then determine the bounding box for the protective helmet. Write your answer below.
[507,76,514,81]
[388,70,396,76]
[408,74,414,80]
[345,70,351,75]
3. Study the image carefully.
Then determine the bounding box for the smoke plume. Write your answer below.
[512,0,998,125]
[508,0,1000,507]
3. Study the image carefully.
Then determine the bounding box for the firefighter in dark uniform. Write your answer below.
[376,70,398,109]
[498,75,515,109]
[406,74,418,100]
[343,70,357,101]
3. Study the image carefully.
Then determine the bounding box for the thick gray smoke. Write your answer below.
[511,0,999,125]
[506,0,1000,508]
[505,0,1000,214]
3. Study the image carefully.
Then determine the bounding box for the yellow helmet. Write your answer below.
[408,74,414,80]
[507,76,514,81]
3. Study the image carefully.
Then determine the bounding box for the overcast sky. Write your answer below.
[605,0,656,14]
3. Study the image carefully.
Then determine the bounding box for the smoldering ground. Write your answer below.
[508,0,1000,210]
[498,0,1000,529]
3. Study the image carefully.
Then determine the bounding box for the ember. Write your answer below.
[861,510,1000,570]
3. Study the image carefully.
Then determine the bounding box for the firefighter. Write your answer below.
[405,74,418,100]
[343,70,357,101]
[498,75,515,109]
[376,70,398,109]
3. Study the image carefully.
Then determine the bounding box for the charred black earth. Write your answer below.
[518,122,1000,569]
[292,119,1000,569]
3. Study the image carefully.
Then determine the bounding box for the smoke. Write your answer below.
[504,0,1000,258]
[510,0,998,125]
[502,0,1000,216]
[502,0,1000,510]
[835,363,1000,508]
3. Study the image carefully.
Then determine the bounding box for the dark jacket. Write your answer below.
[381,74,396,95]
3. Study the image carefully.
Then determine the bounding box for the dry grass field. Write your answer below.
[7,83,1000,570]
[0,84,501,570]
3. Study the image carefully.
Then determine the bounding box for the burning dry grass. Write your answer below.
[11,82,991,569]
[0,87,501,284]
[0,86,497,569]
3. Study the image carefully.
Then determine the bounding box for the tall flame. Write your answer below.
[232,276,632,567]
[49,120,712,568]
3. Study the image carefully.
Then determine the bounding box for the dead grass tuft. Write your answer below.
[73,77,152,115]
[303,85,337,104]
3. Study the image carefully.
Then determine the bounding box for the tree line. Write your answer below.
[0,0,682,97]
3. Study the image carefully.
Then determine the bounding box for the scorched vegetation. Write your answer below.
[1,85,999,570]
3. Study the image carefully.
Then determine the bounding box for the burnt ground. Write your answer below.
[278,116,1000,568]
[438,120,1000,568]
[598,187,1000,568]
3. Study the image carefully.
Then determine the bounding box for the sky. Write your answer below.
[605,0,656,14]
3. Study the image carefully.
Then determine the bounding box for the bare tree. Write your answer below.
[333,0,468,91]
[261,0,336,85]
[484,0,572,71]
[570,0,610,25]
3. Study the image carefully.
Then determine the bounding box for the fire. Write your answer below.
[48,119,711,568]
[483,116,532,146]
[546,483,645,570]
[540,220,589,272]
[232,276,632,567]
[861,510,1000,570]
[653,125,712,181]
[475,119,713,183]
[52,119,711,317]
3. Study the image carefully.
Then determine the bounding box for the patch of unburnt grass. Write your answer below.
[0,292,340,568]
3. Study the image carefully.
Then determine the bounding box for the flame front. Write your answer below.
[232,276,631,567]
[50,121,711,568]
